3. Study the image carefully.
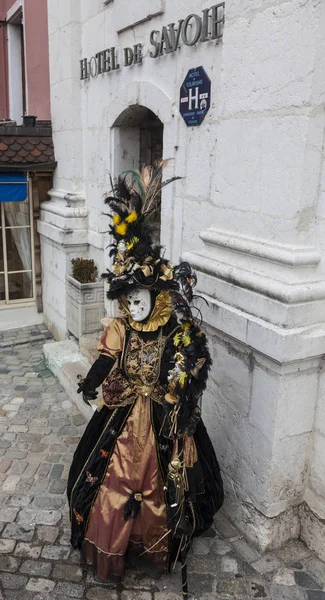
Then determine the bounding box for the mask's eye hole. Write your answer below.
[134,300,140,305]
[127,300,131,305]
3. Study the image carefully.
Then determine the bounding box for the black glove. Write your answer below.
[76,380,98,406]
[77,354,115,406]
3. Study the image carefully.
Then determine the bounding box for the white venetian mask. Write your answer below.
[126,288,152,322]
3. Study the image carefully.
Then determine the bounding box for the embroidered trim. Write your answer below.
[84,536,169,556]
[69,408,118,523]
[100,449,109,458]
[86,472,98,485]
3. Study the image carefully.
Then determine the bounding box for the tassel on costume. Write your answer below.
[166,445,192,600]
[167,457,186,508]
[124,491,143,521]
[166,456,191,538]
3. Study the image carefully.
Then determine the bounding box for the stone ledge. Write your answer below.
[60,362,95,422]
[200,293,325,364]
[183,227,325,332]
[188,261,325,331]
[37,221,88,247]
[79,333,100,364]
[43,340,97,421]
[200,228,321,267]
[40,205,88,225]
[48,188,86,206]
[37,220,88,247]
[300,503,325,563]
[185,251,325,305]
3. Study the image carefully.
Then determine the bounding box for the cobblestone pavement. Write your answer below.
[0,326,325,600]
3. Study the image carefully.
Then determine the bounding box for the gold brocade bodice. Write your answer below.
[101,329,168,408]
[124,330,166,393]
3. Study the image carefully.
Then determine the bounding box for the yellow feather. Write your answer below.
[173,332,182,346]
[125,211,138,224]
[115,222,128,236]
[179,372,187,387]
[182,334,191,347]
[113,214,121,225]
[126,236,139,250]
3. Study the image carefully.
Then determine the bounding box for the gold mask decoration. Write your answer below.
[159,263,174,282]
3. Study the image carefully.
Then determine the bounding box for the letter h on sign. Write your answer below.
[188,86,199,111]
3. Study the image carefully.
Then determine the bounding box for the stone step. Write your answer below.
[79,333,99,364]
[43,340,98,421]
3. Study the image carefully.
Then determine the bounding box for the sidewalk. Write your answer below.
[0,326,324,600]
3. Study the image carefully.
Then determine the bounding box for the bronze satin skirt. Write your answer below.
[83,395,169,579]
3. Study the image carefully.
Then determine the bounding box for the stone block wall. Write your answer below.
[202,316,321,551]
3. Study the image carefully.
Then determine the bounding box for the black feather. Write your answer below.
[174,262,197,304]
[161,176,183,189]
[124,492,142,521]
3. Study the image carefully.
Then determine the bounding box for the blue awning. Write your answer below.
[0,173,28,203]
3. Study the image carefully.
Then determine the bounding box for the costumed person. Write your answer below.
[67,162,224,599]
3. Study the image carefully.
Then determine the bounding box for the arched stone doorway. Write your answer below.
[112,105,163,241]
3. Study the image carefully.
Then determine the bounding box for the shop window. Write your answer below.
[0,173,35,305]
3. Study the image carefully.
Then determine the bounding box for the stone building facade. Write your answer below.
[44,0,325,560]
[0,0,55,329]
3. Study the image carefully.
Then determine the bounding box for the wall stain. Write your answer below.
[294,206,315,233]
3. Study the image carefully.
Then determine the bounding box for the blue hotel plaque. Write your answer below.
[179,66,211,127]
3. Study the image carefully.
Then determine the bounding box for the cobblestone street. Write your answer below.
[0,326,324,600]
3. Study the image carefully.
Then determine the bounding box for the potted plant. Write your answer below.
[66,258,105,339]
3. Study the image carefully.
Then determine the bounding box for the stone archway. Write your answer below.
[107,81,173,132]
[106,81,181,265]
[111,105,164,242]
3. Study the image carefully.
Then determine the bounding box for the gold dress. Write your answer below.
[84,320,170,577]
[68,316,224,581]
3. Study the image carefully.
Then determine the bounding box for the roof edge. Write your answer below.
[0,162,57,172]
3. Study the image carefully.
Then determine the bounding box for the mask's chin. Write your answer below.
[126,288,152,322]
[130,309,151,323]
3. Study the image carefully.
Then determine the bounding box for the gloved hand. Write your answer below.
[76,354,115,407]
[77,376,98,406]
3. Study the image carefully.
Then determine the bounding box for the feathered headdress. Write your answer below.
[102,161,182,298]
[102,161,204,326]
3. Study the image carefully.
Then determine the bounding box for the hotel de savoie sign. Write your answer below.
[80,3,225,80]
